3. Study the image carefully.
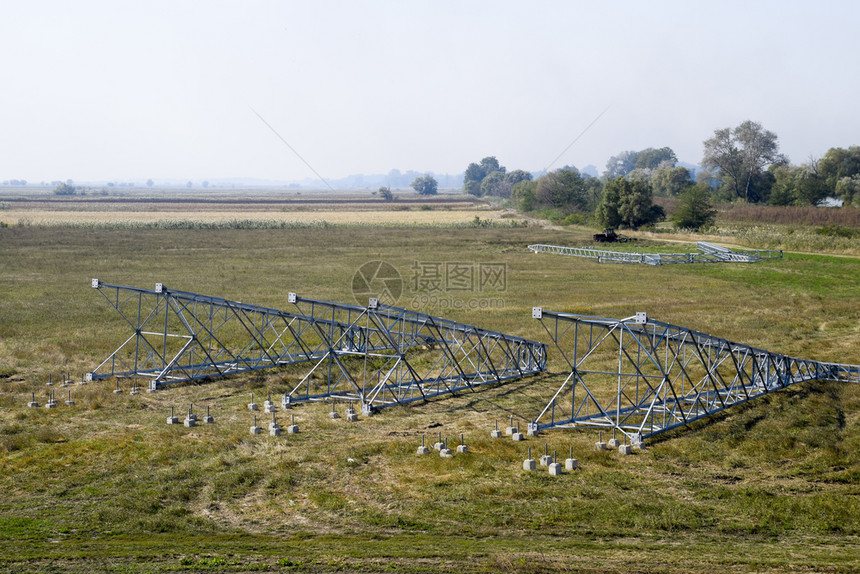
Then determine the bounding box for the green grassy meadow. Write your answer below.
[1,219,859,572]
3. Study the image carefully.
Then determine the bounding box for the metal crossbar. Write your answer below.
[529,308,858,444]
[87,280,547,414]
[527,242,782,265]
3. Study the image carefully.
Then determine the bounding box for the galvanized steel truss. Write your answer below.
[87,280,547,413]
[527,241,782,265]
[530,308,859,444]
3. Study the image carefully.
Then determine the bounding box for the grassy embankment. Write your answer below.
[0,213,859,572]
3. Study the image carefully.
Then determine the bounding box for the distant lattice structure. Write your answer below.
[527,241,782,265]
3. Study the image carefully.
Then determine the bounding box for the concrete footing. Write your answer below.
[286,424,299,434]
[539,455,552,467]
[439,448,453,458]
[417,446,430,455]
[270,425,281,436]
[595,441,607,451]
[565,458,579,471]
[183,417,196,427]
[512,432,524,441]
[548,462,563,475]
[456,444,468,454]
[607,438,620,449]
[45,401,57,409]
[523,458,536,471]
[618,444,632,455]
[491,429,502,438]
[345,405,358,421]
[250,425,261,435]
[167,416,179,424]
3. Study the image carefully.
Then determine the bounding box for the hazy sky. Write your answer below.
[3,1,859,183]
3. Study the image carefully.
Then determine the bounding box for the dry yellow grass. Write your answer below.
[1,208,505,226]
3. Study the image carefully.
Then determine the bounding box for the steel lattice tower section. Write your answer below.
[529,308,859,444]
[287,296,547,414]
[87,280,547,414]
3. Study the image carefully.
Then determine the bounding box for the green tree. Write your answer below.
[534,169,588,212]
[768,164,798,206]
[635,147,677,170]
[463,162,485,195]
[818,146,860,194]
[605,150,638,177]
[597,177,664,229]
[702,120,785,202]
[511,180,538,211]
[652,165,694,197]
[835,175,860,206]
[378,186,394,201]
[480,171,508,197]
[463,156,505,196]
[410,174,438,195]
[53,182,76,196]
[672,184,716,231]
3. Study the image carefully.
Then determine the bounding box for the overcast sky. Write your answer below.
[2,1,859,184]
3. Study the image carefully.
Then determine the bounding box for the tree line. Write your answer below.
[461,121,858,232]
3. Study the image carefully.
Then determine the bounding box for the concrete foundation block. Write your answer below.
[456,445,468,454]
[607,438,620,449]
[250,425,261,435]
[27,401,39,408]
[539,455,552,467]
[548,462,563,476]
[618,444,632,455]
[416,446,430,455]
[595,442,607,451]
[113,389,123,394]
[45,402,57,409]
[433,442,444,451]
[491,429,502,438]
[439,448,453,458]
[512,432,524,441]
[346,413,359,422]
[523,458,536,471]
[264,404,277,414]
[167,416,179,424]
[270,427,282,436]
[505,426,515,435]
[203,415,214,424]
[286,424,299,434]
[329,411,340,419]
[65,400,75,406]
[247,403,258,411]
[565,458,579,471]
[183,417,195,427]
[130,389,140,395]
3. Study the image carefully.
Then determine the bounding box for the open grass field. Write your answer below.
[1,195,859,572]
